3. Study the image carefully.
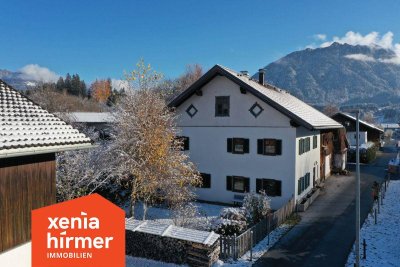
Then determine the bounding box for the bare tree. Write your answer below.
[56,128,113,202]
[363,112,376,124]
[112,60,201,219]
[322,104,339,117]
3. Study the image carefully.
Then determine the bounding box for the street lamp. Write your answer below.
[355,110,361,267]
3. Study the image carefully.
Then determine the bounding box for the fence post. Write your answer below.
[267,216,270,246]
[234,234,237,261]
[381,192,384,206]
[377,197,380,213]
[250,230,253,261]
[374,208,377,225]
[363,239,367,259]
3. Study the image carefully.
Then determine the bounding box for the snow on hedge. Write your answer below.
[346,180,400,267]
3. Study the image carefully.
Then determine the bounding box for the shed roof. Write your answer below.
[332,112,384,133]
[0,80,93,158]
[169,65,343,130]
[125,218,219,246]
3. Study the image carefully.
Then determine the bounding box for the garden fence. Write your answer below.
[220,197,295,260]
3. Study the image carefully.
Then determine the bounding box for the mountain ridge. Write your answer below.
[255,43,400,106]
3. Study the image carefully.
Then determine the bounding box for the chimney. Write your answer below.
[240,70,249,77]
[258,69,265,85]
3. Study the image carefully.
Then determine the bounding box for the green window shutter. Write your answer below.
[257,139,264,154]
[298,179,301,195]
[227,138,233,153]
[256,178,262,193]
[226,176,233,191]
[276,180,282,196]
[244,177,250,192]
[244,139,250,153]
[275,140,282,155]
[184,136,189,150]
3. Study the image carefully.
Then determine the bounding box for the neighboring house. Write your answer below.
[0,80,92,253]
[169,65,343,209]
[381,123,400,132]
[62,112,114,139]
[331,112,384,147]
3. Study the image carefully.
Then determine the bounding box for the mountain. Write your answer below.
[0,69,37,90]
[255,43,400,106]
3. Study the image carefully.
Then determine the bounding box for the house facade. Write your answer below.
[169,65,342,209]
[332,112,384,147]
[0,80,92,254]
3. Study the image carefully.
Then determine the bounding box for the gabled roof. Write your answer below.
[0,80,93,158]
[332,112,384,133]
[169,65,343,130]
[60,112,114,123]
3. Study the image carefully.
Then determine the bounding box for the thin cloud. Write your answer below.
[344,54,376,62]
[111,79,129,91]
[19,64,60,82]
[314,34,326,41]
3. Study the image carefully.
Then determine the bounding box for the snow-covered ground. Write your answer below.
[126,223,292,267]
[346,180,400,267]
[132,201,226,230]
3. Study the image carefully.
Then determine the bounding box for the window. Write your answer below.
[176,136,189,151]
[256,179,282,197]
[299,138,311,155]
[297,173,311,195]
[313,135,318,149]
[226,176,250,193]
[257,139,282,156]
[249,102,264,118]
[227,138,249,154]
[215,96,230,117]
[197,173,211,188]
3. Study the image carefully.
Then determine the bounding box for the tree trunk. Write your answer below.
[143,202,148,220]
[130,198,135,218]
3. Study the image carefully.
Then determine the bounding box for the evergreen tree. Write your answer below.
[65,73,72,94]
[56,77,65,91]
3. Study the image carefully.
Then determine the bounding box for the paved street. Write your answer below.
[254,145,396,267]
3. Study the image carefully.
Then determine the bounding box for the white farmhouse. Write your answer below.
[169,65,343,209]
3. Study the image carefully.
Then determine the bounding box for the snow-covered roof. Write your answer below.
[381,123,400,129]
[333,112,384,133]
[169,64,343,130]
[62,112,114,123]
[125,218,219,246]
[0,80,93,158]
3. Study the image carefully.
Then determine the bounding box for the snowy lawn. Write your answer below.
[125,223,292,267]
[346,180,400,267]
[131,201,228,230]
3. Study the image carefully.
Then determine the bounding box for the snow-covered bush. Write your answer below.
[243,191,271,224]
[171,202,199,228]
[211,207,247,235]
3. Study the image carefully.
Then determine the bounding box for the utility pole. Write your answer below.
[355,110,361,267]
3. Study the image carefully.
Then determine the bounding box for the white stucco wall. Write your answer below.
[347,131,368,146]
[175,76,300,209]
[295,127,321,201]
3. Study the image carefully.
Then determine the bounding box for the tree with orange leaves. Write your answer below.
[90,79,112,103]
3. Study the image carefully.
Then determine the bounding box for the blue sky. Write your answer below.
[1,0,400,83]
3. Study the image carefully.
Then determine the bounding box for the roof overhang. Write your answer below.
[0,143,95,159]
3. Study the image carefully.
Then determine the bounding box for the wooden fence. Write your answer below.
[220,197,295,260]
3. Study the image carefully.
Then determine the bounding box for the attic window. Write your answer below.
[186,104,198,118]
[249,102,264,118]
[215,96,230,117]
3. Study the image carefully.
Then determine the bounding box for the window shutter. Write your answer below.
[276,180,282,196]
[275,140,282,155]
[244,177,250,192]
[298,179,301,195]
[244,139,250,153]
[227,138,233,153]
[226,176,233,191]
[256,179,262,193]
[203,174,211,188]
[299,140,302,155]
[184,137,190,150]
[257,139,264,154]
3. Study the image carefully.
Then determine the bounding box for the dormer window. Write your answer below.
[215,96,230,117]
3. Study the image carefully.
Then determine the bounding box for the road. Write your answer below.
[254,145,396,267]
